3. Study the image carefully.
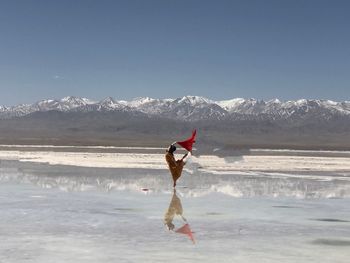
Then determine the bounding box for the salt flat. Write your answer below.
[0,147,350,262]
[0,147,350,174]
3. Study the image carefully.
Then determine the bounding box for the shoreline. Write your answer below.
[0,147,349,174]
[1,144,350,157]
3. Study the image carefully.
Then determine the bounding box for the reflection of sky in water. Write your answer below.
[0,160,350,262]
[1,160,350,199]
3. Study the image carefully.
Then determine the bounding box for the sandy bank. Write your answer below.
[0,149,349,174]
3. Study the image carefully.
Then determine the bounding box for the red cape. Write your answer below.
[177,130,196,152]
[175,223,195,243]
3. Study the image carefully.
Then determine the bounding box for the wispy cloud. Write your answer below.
[53,75,63,80]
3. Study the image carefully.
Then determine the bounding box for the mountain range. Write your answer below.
[0,96,349,150]
[1,95,350,122]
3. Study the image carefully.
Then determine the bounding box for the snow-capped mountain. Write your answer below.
[216,98,350,121]
[123,96,227,120]
[95,97,129,111]
[1,95,350,121]
[0,96,96,118]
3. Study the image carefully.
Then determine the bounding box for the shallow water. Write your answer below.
[1,161,350,263]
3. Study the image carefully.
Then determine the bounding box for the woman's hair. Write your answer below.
[167,144,176,153]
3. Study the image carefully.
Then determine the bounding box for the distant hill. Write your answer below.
[0,96,349,151]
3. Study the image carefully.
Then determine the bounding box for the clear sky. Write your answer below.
[0,0,349,105]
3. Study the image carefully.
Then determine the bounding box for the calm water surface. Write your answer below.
[1,161,350,263]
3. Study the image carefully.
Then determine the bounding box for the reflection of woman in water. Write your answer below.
[164,189,186,230]
[164,190,195,243]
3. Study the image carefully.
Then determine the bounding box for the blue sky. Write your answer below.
[0,0,349,105]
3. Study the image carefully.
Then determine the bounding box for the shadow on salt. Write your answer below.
[312,239,350,246]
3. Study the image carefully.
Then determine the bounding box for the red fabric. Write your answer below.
[175,223,195,243]
[177,129,196,151]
